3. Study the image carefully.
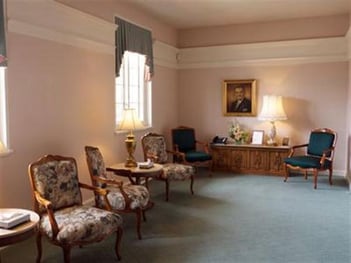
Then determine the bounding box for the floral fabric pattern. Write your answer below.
[39,205,122,244]
[142,134,195,181]
[32,160,81,212]
[142,136,168,163]
[106,184,150,210]
[85,146,150,211]
[160,163,195,180]
[85,147,108,187]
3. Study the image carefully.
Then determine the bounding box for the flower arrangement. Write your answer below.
[228,122,249,144]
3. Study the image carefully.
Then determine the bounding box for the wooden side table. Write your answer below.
[107,163,164,185]
[0,208,39,262]
[0,208,39,247]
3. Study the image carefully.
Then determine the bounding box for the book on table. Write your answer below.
[138,160,154,169]
[0,211,30,229]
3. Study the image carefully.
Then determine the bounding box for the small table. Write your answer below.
[107,163,163,185]
[0,208,39,247]
[0,208,39,262]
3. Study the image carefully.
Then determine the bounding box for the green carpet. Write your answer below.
[1,171,350,263]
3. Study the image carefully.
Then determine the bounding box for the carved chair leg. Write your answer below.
[62,246,71,263]
[313,170,318,189]
[190,175,194,195]
[284,164,289,182]
[329,168,333,185]
[165,180,170,202]
[135,208,142,240]
[115,226,123,261]
[142,209,147,222]
[36,232,42,263]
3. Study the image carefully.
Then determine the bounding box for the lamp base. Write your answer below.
[267,121,277,146]
[124,133,138,168]
[125,158,137,168]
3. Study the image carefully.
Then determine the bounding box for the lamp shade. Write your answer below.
[258,95,287,121]
[119,108,144,131]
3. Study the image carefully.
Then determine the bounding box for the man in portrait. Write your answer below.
[229,86,252,112]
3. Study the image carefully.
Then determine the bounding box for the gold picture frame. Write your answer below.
[222,79,257,116]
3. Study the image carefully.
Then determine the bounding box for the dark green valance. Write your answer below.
[115,17,153,77]
[0,0,6,67]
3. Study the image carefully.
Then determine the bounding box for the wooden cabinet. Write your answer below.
[211,144,290,176]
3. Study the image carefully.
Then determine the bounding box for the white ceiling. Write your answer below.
[127,0,351,29]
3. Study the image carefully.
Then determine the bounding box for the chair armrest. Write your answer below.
[34,191,59,238]
[91,171,133,208]
[106,167,135,185]
[320,147,335,165]
[89,176,124,188]
[288,143,308,157]
[79,182,114,211]
[170,147,187,163]
[195,140,210,153]
[166,149,185,159]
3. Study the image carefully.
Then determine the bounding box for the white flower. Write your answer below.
[228,122,249,143]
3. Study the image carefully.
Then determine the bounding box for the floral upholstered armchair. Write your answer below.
[141,132,195,201]
[28,155,123,263]
[85,146,152,240]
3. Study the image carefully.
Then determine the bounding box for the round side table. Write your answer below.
[0,208,39,247]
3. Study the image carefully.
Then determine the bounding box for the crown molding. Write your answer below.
[153,41,179,68]
[177,37,348,68]
[5,0,349,66]
[7,0,116,54]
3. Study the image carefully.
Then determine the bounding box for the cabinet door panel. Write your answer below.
[269,151,288,173]
[249,150,268,172]
[212,148,230,170]
[230,150,248,170]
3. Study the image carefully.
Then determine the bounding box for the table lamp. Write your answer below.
[119,108,144,167]
[258,95,287,145]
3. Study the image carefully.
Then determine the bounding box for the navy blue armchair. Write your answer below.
[283,128,337,189]
[171,126,212,172]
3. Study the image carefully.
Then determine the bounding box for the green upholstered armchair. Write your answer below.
[171,126,212,171]
[283,128,337,189]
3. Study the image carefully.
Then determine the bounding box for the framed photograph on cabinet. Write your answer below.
[251,130,264,145]
[222,79,257,116]
[282,137,290,146]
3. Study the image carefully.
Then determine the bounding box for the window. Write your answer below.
[0,66,9,154]
[115,51,152,129]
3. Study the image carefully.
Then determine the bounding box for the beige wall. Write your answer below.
[0,1,178,208]
[178,62,348,173]
[177,15,349,176]
[0,2,349,209]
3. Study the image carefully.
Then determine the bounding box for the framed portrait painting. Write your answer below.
[222,79,257,116]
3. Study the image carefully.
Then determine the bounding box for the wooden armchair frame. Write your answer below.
[141,132,195,201]
[28,155,122,263]
[284,128,337,189]
[171,126,212,171]
[85,146,153,240]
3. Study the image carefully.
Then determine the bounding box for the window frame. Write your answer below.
[115,51,152,132]
[0,66,11,156]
